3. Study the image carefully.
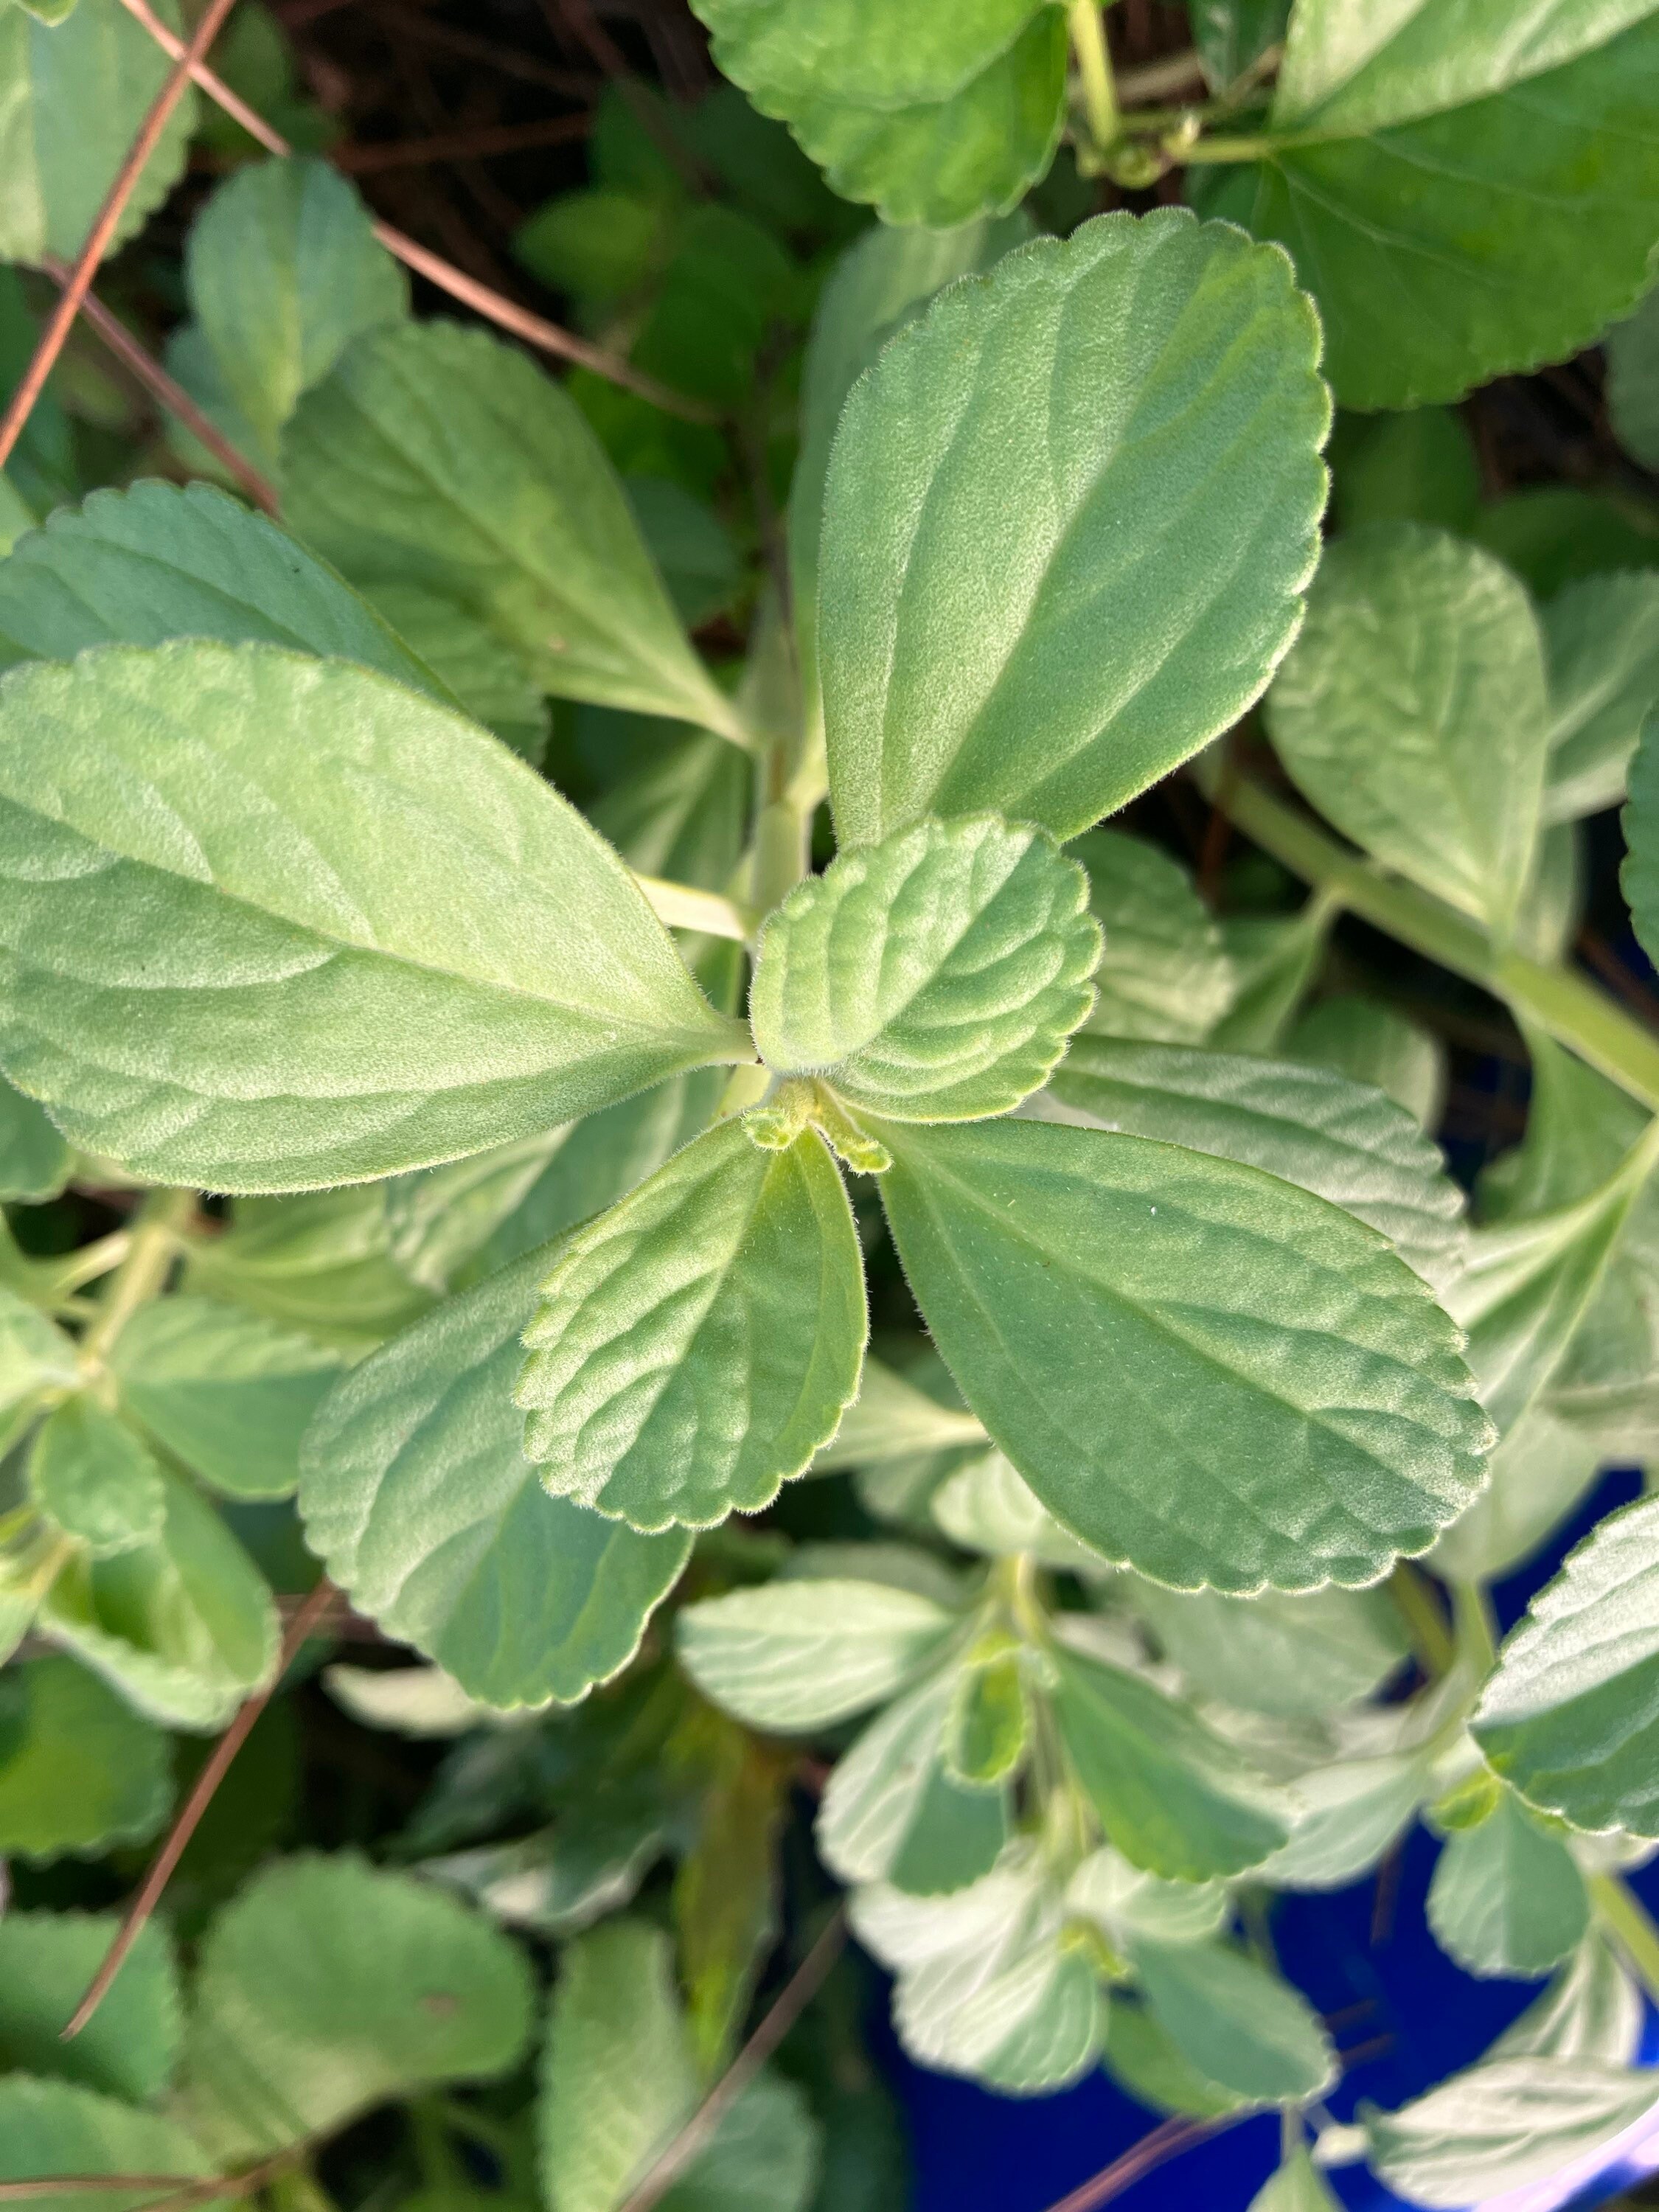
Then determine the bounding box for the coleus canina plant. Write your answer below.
[3,2,1659,2208]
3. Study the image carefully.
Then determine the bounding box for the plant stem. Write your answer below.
[1178,132,1279,161]
[1218,773,1659,1110]
[1589,1874,1659,2005]
[1389,1563,1456,1678]
[634,872,753,944]
[1068,0,1119,161]
[1450,1578,1498,1675]
[77,1189,195,1368]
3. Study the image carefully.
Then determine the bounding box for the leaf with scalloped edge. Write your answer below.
[676,1577,958,1732]
[751,815,1097,1121]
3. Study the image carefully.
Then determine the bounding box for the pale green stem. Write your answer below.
[635,872,752,943]
[1178,132,1279,161]
[1451,1577,1498,1675]
[1218,773,1659,1111]
[1389,1563,1457,1679]
[78,1187,194,1367]
[1068,0,1119,157]
[1590,1874,1659,2005]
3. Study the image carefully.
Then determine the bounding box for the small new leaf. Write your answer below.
[750,814,1098,1121]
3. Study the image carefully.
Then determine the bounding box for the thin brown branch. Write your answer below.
[1040,2114,1242,2212]
[0,0,240,472]
[1116,48,1206,102]
[368,6,594,97]
[616,1912,847,2212]
[333,114,591,175]
[0,2182,201,2201]
[0,2143,310,2212]
[113,0,716,423]
[116,0,286,151]
[39,261,279,516]
[63,1576,338,2042]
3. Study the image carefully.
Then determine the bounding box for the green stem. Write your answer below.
[1068,0,1119,159]
[1450,1577,1498,1675]
[1389,1563,1456,1679]
[635,872,753,944]
[1219,774,1659,1110]
[78,1187,194,1367]
[1178,132,1279,161]
[1590,1874,1659,2005]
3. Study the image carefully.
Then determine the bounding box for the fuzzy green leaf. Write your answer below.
[1049,1644,1291,1880]
[1426,1789,1589,1978]
[1623,708,1659,975]
[111,1298,342,1503]
[1267,524,1548,937]
[1492,1936,1644,2066]
[1364,2057,1658,2208]
[811,1355,987,1472]
[751,815,1097,1121]
[518,1119,865,1530]
[0,2079,220,2212]
[540,1916,821,2212]
[0,1914,178,2101]
[1474,1494,1659,1835]
[675,1578,956,1731]
[40,1471,279,1731]
[28,1399,167,1559]
[1248,2150,1343,2212]
[0,1655,170,1862]
[1256,1753,1430,1891]
[818,1669,1009,1892]
[0,0,195,264]
[0,644,747,1191]
[179,1855,534,2162]
[848,1851,1104,2095]
[1543,574,1659,824]
[187,157,405,463]
[1130,1938,1335,2104]
[1043,1034,1467,1287]
[0,1075,70,1200]
[1609,282,1659,470]
[1071,830,1235,1046]
[1287,994,1446,1129]
[1125,1579,1408,1717]
[1431,1407,1603,1587]
[1234,10,1659,407]
[821,209,1328,847]
[876,1115,1491,1593]
[0,481,445,698]
[299,1244,690,1709]
[1066,1848,1229,1947]
[283,320,743,740]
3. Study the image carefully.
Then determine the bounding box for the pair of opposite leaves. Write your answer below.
[0,213,1490,1592]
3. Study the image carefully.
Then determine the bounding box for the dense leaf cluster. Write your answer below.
[3,1,1659,2208]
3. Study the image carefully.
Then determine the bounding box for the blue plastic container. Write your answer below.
[886,1468,1659,2212]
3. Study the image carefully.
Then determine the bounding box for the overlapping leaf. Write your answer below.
[675,1578,957,1731]
[1426,1790,1589,1978]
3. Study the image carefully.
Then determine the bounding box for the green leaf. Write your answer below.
[1331,404,1481,535]
[876,1115,1491,1593]
[821,209,1328,847]
[299,1244,690,1709]
[947,1649,1029,1787]
[358,581,547,760]
[40,1470,279,1731]
[1048,1643,1290,1880]
[1071,830,1235,1045]
[0,644,747,1191]
[184,1186,431,1356]
[810,1354,986,1472]
[817,1669,1009,1892]
[1256,1751,1430,1891]
[1248,2149,1343,2212]
[751,815,1097,1121]
[1190,0,1290,91]
[1287,992,1446,1129]
[1065,1847,1228,1947]
[0,2079,220,2212]
[0,1285,77,1427]
[1609,281,1659,470]
[1125,1579,1408,1717]
[29,1399,167,1558]
[1130,1938,1335,2104]
[692,0,1065,226]
[1267,524,1548,937]
[1543,574,1659,824]
[179,1855,533,2162]
[1623,706,1659,973]
[931,1447,1107,1571]
[1234,12,1659,407]
[589,727,748,894]
[540,1916,821,2212]
[1208,904,1332,1055]
[0,480,445,697]
[0,1074,69,1200]
[1491,1935,1644,2065]
[791,213,1028,698]
[848,1850,1105,2095]
[0,0,195,263]
[518,1120,865,1531]
[1363,2057,1659,2208]
[0,1913,178,2101]
[1427,1790,1590,1978]
[283,320,743,740]
[1102,1999,1247,2118]
[187,156,405,464]
[675,1578,956,1731]
[1474,1493,1659,1836]
[674,1728,787,2075]
[110,1297,342,1502]
[1043,1034,1467,1287]
[0,1654,170,1862]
